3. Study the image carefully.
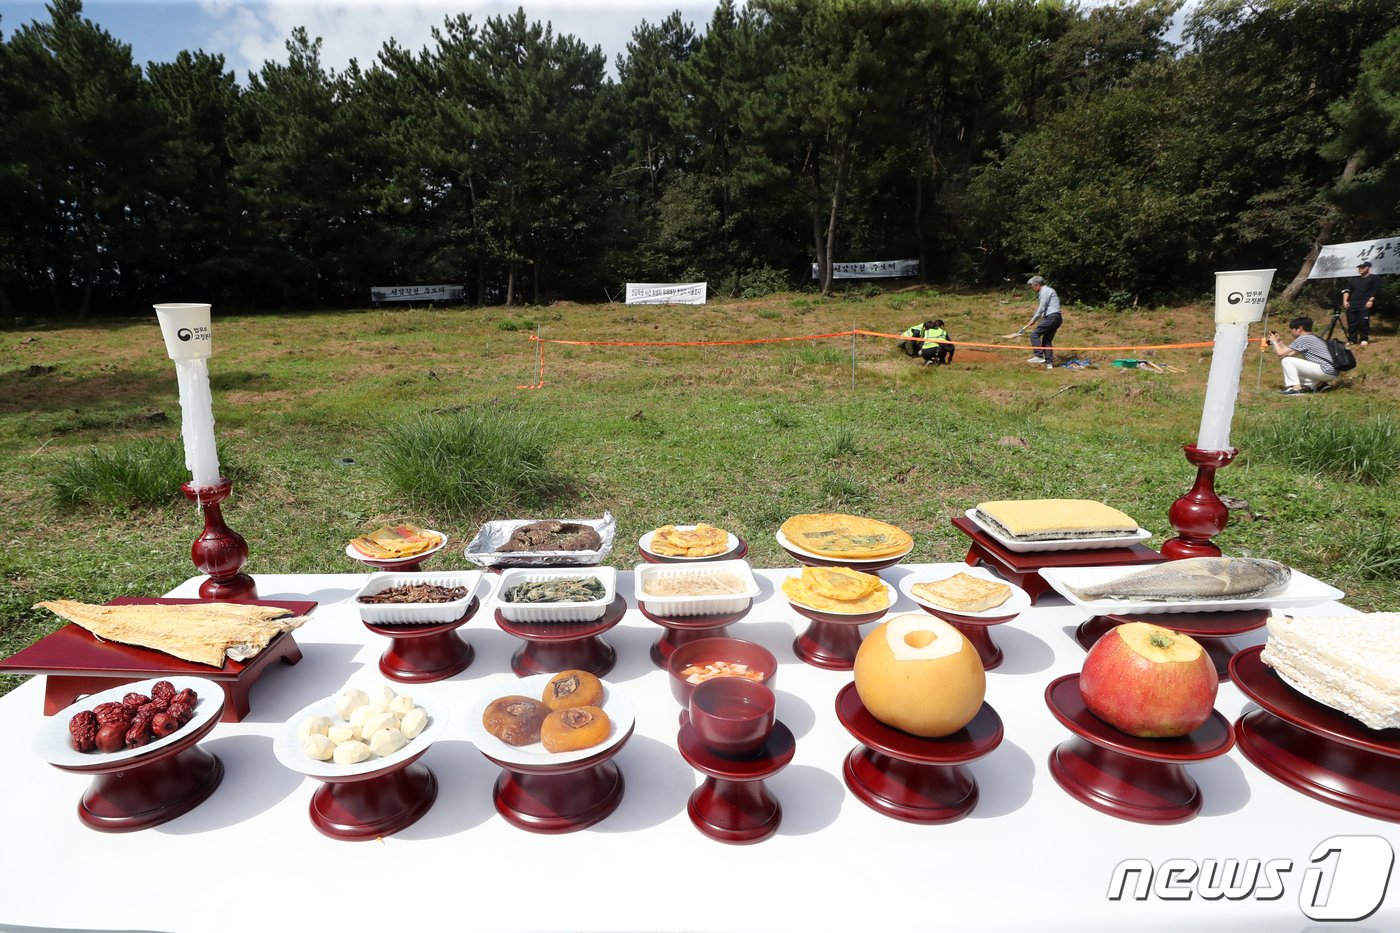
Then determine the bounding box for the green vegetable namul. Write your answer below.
[502,577,606,603]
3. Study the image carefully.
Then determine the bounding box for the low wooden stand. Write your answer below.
[1,598,315,722]
[951,517,1165,604]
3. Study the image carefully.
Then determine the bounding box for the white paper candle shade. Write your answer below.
[154,302,221,488]
[154,303,213,360]
[1213,269,1275,325]
[1196,269,1276,452]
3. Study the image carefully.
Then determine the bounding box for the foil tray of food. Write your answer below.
[464,513,615,568]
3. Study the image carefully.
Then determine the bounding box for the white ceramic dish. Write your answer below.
[495,566,617,624]
[782,573,896,616]
[775,528,913,565]
[633,560,759,617]
[464,514,615,568]
[36,676,223,768]
[465,674,634,767]
[272,683,448,779]
[1039,564,1345,615]
[638,525,741,560]
[352,570,488,625]
[345,528,447,565]
[897,564,1031,619]
[964,509,1152,553]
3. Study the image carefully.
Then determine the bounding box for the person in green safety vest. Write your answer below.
[898,320,935,357]
[919,320,954,366]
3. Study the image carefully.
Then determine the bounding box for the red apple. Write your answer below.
[1079,622,1218,737]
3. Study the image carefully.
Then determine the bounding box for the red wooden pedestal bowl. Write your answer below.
[678,719,796,844]
[835,682,1003,824]
[1230,645,1400,822]
[41,676,226,833]
[361,597,480,683]
[1044,674,1233,824]
[273,687,449,841]
[494,595,626,678]
[639,600,754,668]
[468,675,636,833]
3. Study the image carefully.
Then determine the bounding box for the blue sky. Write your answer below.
[0,1,722,80]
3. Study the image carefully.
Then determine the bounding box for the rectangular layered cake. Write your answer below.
[974,499,1139,542]
[1260,613,1400,731]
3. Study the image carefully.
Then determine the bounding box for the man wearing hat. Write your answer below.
[1341,259,1379,346]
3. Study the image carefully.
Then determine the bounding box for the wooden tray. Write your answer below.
[951,516,1165,604]
[0,597,316,722]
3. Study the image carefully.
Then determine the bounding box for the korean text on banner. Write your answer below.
[371,285,465,302]
[811,259,920,280]
[625,283,707,305]
[1308,238,1400,278]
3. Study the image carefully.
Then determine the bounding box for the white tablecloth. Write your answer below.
[2,567,1393,932]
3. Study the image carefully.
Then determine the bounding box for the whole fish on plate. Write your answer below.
[1066,557,1291,602]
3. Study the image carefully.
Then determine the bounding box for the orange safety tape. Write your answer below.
[526,330,856,348]
[516,329,1216,389]
[852,329,1216,351]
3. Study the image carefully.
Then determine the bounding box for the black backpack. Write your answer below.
[1323,315,1357,373]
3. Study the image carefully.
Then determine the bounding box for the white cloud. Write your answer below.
[200,1,723,80]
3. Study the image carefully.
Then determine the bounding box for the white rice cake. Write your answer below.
[975,499,1138,541]
[1261,613,1400,731]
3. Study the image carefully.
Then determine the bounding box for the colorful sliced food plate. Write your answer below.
[346,527,447,564]
[349,523,446,560]
[36,676,222,768]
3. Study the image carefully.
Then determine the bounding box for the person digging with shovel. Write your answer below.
[1014,276,1062,367]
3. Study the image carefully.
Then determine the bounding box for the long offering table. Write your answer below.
[2,567,1393,932]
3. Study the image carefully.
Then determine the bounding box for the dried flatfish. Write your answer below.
[1066,557,1291,602]
[35,600,308,667]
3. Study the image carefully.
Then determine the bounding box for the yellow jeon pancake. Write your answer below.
[782,566,889,613]
[780,514,912,559]
[649,523,730,558]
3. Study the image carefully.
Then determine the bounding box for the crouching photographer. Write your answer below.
[1266,316,1337,396]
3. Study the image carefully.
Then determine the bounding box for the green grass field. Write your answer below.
[3,288,1397,696]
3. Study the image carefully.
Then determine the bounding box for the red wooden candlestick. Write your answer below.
[181,478,257,601]
[1161,445,1236,560]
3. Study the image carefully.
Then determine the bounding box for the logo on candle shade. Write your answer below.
[1227,292,1244,304]
[177,328,193,342]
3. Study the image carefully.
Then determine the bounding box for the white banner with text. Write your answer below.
[625,282,708,305]
[811,259,920,280]
[371,284,465,302]
[1308,237,1400,278]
